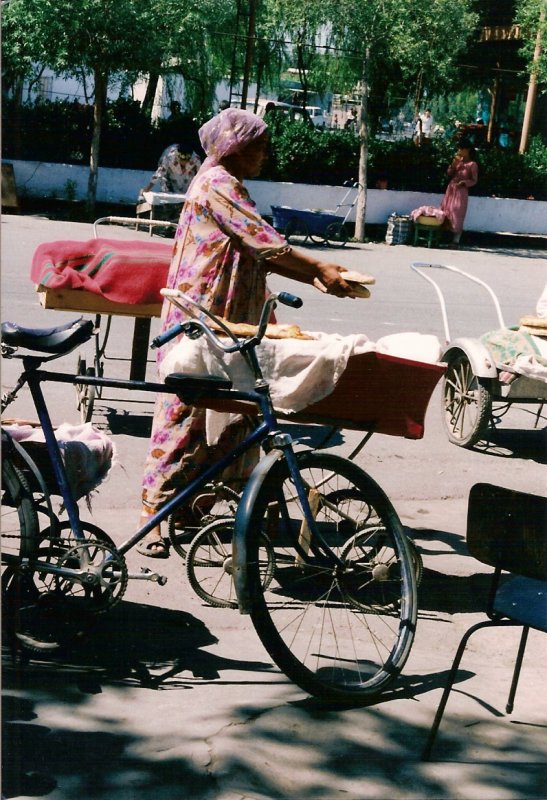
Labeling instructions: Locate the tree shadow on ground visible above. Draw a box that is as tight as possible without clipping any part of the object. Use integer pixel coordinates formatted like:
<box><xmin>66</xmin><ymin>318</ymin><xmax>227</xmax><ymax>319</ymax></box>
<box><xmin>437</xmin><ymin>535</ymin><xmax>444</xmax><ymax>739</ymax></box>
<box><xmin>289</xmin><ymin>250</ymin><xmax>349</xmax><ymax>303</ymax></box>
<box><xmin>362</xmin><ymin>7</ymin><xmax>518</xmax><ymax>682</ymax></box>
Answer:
<box><xmin>2</xmin><ymin>600</ymin><xmax>275</xmax><ymax>798</ymax></box>
<box><xmin>216</xmin><ymin>690</ymin><xmax>547</xmax><ymax>800</ymax></box>
<box><xmin>2</xmin><ymin>689</ymin><xmax>216</xmax><ymax>800</ymax></box>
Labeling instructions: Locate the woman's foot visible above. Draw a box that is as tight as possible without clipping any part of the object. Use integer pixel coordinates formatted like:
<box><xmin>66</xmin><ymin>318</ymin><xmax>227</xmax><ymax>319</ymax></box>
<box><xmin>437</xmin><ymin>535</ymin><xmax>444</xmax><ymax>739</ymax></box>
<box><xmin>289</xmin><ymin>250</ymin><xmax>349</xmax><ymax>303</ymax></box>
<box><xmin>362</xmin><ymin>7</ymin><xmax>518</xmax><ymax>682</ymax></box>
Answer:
<box><xmin>136</xmin><ymin>522</ymin><xmax>169</xmax><ymax>559</ymax></box>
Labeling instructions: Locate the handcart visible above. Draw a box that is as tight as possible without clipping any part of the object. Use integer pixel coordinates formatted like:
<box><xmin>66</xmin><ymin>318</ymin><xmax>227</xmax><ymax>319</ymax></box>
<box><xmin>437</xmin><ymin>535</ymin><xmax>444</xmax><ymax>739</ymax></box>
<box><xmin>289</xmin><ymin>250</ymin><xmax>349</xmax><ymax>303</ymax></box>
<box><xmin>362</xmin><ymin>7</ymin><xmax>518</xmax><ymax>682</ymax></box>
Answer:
<box><xmin>411</xmin><ymin>262</ymin><xmax>547</xmax><ymax>448</ymax></box>
<box><xmin>271</xmin><ymin>182</ymin><xmax>359</xmax><ymax>247</ymax></box>
<box><xmin>33</xmin><ymin>217</ymin><xmax>174</xmax><ymax>422</ymax></box>
<box><xmin>196</xmin><ymin>349</ymin><xmax>445</xmax><ymax>441</ymax></box>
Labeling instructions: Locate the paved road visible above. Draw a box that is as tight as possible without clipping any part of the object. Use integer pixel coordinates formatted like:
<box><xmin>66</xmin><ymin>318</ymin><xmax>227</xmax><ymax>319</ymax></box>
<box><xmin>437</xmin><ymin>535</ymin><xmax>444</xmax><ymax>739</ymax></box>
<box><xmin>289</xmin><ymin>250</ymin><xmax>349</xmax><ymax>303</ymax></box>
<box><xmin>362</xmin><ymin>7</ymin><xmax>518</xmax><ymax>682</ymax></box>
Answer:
<box><xmin>2</xmin><ymin>215</ymin><xmax>546</xmax><ymax>799</ymax></box>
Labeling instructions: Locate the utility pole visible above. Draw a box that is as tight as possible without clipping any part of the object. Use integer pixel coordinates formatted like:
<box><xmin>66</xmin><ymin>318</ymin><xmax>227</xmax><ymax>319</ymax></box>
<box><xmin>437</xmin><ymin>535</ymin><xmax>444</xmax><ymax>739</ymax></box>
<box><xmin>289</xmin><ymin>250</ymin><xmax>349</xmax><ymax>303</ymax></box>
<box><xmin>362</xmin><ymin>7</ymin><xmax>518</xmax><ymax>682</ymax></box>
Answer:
<box><xmin>519</xmin><ymin>6</ymin><xmax>545</xmax><ymax>154</ymax></box>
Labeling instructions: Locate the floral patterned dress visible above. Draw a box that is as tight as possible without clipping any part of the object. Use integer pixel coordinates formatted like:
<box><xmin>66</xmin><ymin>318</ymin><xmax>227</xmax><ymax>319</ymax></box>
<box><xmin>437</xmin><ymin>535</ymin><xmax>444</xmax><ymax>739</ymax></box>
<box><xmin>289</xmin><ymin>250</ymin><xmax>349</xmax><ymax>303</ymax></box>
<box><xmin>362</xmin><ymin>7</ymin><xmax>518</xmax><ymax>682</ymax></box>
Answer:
<box><xmin>148</xmin><ymin>145</ymin><xmax>202</xmax><ymax>194</ymax></box>
<box><xmin>141</xmin><ymin>165</ymin><xmax>288</xmax><ymax>517</ymax></box>
<box><xmin>441</xmin><ymin>159</ymin><xmax>478</xmax><ymax>234</ymax></box>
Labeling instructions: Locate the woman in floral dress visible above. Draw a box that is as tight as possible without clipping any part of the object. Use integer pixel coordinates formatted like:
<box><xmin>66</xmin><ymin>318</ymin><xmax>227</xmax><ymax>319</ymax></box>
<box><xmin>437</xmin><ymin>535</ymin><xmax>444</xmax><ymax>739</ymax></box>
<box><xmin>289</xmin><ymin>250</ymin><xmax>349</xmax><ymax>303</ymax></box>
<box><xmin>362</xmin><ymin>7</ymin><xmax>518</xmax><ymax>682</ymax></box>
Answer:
<box><xmin>138</xmin><ymin>108</ymin><xmax>353</xmax><ymax>556</ymax></box>
<box><xmin>441</xmin><ymin>139</ymin><xmax>478</xmax><ymax>245</ymax></box>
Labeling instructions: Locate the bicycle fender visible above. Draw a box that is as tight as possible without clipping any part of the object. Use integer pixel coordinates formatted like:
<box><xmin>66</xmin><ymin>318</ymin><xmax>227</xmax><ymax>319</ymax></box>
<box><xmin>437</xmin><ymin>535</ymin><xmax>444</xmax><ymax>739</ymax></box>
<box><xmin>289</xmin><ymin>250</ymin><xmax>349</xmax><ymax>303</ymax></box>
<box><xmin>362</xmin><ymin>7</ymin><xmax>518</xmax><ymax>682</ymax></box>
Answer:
<box><xmin>442</xmin><ymin>338</ymin><xmax>498</xmax><ymax>379</ymax></box>
<box><xmin>233</xmin><ymin>448</ymin><xmax>285</xmax><ymax>614</ymax></box>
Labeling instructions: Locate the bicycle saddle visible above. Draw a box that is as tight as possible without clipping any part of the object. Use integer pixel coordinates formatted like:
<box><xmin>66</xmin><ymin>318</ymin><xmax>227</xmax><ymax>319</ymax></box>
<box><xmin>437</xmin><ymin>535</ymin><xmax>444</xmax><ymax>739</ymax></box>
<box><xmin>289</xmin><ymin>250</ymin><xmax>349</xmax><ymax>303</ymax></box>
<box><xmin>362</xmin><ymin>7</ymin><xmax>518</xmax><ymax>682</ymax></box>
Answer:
<box><xmin>1</xmin><ymin>317</ymin><xmax>94</xmax><ymax>354</ymax></box>
<box><xmin>164</xmin><ymin>372</ymin><xmax>233</xmax><ymax>392</ymax></box>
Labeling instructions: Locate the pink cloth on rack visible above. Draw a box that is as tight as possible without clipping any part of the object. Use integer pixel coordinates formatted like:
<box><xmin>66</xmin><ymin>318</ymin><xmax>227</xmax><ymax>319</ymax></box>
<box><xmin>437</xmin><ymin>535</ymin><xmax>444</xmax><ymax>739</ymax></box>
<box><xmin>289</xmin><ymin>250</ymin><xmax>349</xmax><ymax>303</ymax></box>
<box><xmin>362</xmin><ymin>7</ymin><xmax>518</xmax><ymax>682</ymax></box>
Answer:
<box><xmin>410</xmin><ymin>205</ymin><xmax>446</xmax><ymax>222</ymax></box>
<box><xmin>30</xmin><ymin>238</ymin><xmax>172</xmax><ymax>305</ymax></box>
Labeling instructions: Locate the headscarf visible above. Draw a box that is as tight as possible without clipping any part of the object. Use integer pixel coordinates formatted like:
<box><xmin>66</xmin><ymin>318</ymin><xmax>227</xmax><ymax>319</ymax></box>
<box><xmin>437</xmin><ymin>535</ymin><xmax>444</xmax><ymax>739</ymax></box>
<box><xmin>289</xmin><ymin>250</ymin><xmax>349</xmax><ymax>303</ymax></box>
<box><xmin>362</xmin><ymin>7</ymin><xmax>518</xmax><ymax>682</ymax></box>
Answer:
<box><xmin>197</xmin><ymin>108</ymin><xmax>267</xmax><ymax>177</ymax></box>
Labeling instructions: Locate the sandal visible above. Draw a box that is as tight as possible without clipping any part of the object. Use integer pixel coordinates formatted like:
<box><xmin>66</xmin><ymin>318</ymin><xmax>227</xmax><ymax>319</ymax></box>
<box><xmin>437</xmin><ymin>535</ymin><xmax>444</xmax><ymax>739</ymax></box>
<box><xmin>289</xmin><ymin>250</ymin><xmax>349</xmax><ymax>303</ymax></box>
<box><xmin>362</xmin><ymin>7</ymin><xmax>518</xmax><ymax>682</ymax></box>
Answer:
<box><xmin>137</xmin><ymin>533</ymin><xmax>169</xmax><ymax>559</ymax></box>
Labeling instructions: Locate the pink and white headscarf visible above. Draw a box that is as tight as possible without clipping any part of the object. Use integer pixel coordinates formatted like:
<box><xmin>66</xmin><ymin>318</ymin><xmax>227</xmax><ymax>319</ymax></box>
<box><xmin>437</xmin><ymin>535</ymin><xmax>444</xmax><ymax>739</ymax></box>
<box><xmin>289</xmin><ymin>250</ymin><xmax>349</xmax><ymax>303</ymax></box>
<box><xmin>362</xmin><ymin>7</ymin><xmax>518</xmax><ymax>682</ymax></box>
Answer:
<box><xmin>197</xmin><ymin>108</ymin><xmax>267</xmax><ymax>176</ymax></box>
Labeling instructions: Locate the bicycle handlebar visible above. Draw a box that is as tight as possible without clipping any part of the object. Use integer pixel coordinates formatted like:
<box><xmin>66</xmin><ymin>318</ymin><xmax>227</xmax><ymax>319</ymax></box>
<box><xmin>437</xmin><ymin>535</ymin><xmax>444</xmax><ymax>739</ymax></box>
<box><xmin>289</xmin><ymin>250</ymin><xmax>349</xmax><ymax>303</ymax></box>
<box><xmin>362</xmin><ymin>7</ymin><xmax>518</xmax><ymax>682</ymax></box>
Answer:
<box><xmin>151</xmin><ymin>289</ymin><xmax>303</xmax><ymax>352</ymax></box>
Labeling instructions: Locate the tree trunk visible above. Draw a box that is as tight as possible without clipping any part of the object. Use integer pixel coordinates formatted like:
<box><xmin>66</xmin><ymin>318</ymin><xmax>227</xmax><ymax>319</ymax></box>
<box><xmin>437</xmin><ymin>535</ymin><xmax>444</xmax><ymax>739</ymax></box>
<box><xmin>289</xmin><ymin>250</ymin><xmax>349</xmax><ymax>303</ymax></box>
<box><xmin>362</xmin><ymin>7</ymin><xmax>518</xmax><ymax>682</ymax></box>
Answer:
<box><xmin>254</xmin><ymin>58</ymin><xmax>264</xmax><ymax>113</ymax></box>
<box><xmin>354</xmin><ymin>50</ymin><xmax>369</xmax><ymax>243</ymax></box>
<box><xmin>87</xmin><ymin>69</ymin><xmax>108</xmax><ymax>216</ymax></box>
<box><xmin>297</xmin><ymin>39</ymin><xmax>309</xmax><ymax>112</ymax></box>
<box><xmin>240</xmin><ymin>0</ymin><xmax>257</xmax><ymax>109</ymax></box>
<box><xmin>12</xmin><ymin>76</ymin><xmax>24</xmax><ymax>160</ymax></box>
<box><xmin>142</xmin><ymin>71</ymin><xmax>160</xmax><ymax>118</ymax></box>
<box><xmin>487</xmin><ymin>77</ymin><xmax>499</xmax><ymax>145</ymax></box>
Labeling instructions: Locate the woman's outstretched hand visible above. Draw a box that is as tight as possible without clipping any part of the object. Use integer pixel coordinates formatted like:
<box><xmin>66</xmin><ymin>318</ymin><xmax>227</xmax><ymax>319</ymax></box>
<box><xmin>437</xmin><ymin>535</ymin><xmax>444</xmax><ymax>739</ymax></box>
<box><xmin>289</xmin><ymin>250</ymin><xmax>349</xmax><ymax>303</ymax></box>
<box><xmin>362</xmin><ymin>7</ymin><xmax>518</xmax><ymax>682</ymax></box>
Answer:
<box><xmin>269</xmin><ymin>249</ymin><xmax>355</xmax><ymax>297</ymax></box>
<box><xmin>313</xmin><ymin>263</ymin><xmax>353</xmax><ymax>297</ymax></box>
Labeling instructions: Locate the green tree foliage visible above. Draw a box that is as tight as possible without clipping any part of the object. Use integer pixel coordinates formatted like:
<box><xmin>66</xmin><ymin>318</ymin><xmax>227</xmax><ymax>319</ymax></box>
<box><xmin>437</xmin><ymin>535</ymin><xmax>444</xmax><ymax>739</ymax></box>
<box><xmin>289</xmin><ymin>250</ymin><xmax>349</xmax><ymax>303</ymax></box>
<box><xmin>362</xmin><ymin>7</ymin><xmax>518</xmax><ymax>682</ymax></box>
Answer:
<box><xmin>316</xmin><ymin>0</ymin><xmax>479</xmax><ymax>238</ymax></box>
<box><xmin>515</xmin><ymin>0</ymin><xmax>547</xmax><ymax>83</ymax></box>
<box><xmin>1</xmin><ymin>0</ymin><xmax>230</xmax><ymax>208</ymax></box>
<box><xmin>2</xmin><ymin>0</ymin><xmax>161</xmax><ymax>210</ymax></box>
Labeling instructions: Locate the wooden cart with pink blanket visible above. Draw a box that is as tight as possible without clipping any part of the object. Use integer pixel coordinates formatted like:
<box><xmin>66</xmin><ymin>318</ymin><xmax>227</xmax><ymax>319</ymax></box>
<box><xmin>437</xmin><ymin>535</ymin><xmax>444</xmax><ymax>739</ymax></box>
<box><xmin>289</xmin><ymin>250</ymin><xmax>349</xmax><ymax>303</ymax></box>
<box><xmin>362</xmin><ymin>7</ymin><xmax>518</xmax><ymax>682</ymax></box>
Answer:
<box><xmin>31</xmin><ymin>234</ymin><xmax>172</xmax><ymax>420</ymax></box>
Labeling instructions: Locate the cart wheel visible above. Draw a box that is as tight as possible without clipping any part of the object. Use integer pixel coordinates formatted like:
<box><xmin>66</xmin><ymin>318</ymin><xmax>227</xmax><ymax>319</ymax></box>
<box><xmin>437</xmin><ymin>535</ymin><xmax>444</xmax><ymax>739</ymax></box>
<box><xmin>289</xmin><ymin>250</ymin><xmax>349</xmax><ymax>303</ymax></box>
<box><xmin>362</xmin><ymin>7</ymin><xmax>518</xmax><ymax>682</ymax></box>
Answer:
<box><xmin>285</xmin><ymin>218</ymin><xmax>309</xmax><ymax>245</ymax></box>
<box><xmin>442</xmin><ymin>354</ymin><xmax>492</xmax><ymax>447</ymax></box>
<box><xmin>325</xmin><ymin>222</ymin><xmax>348</xmax><ymax>247</ymax></box>
<box><xmin>309</xmin><ymin>232</ymin><xmax>326</xmax><ymax>245</ymax></box>
<box><xmin>75</xmin><ymin>356</ymin><xmax>96</xmax><ymax>424</ymax></box>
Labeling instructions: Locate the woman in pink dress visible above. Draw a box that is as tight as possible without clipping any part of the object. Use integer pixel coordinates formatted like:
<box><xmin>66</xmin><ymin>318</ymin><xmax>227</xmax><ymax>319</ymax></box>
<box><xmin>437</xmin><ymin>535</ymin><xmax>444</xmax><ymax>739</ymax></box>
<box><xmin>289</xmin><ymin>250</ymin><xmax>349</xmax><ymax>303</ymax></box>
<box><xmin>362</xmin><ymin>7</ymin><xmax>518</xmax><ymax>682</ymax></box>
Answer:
<box><xmin>441</xmin><ymin>140</ymin><xmax>478</xmax><ymax>244</ymax></box>
<box><xmin>138</xmin><ymin>108</ymin><xmax>354</xmax><ymax>556</ymax></box>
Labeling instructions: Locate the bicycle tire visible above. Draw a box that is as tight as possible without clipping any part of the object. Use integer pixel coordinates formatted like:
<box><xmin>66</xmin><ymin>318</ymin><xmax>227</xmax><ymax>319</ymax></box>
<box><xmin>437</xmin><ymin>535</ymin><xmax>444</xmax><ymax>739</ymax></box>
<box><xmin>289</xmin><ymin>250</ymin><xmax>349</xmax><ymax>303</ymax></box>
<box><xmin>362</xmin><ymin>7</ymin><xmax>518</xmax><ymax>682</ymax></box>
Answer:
<box><xmin>168</xmin><ymin>482</ymin><xmax>241</xmax><ymax>560</ymax></box>
<box><xmin>245</xmin><ymin>450</ymin><xmax>417</xmax><ymax>704</ymax></box>
<box><xmin>3</xmin><ymin>514</ymin><xmax>126</xmax><ymax>654</ymax></box>
<box><xmin>1</xmin><ymin>457</ymin><xmax>40</xmax><ymax>563</ymax></box>
<box><xmin>186</xmin><ymin>518</ymin><xmax>275</xmax><ymax>608</ymax></box>
<box><xmin>442</xmin><ymin>354</ymin><xmax>492</xmax><ymax>448</ymax></box>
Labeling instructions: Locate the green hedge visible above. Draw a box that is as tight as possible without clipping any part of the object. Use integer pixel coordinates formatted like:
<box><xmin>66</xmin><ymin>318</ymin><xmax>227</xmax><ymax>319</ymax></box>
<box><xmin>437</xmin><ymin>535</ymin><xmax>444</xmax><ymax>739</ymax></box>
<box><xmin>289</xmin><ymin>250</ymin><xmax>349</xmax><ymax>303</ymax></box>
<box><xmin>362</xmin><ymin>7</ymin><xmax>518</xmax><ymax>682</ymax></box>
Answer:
<box><xmin>2</xmin><ymin>97</ymin><xmax>201</xmax><ymax>170</ymax></box>
<box><xmin>2</xmin><ymin>98</ymin><xmax>546</xmax><ymax>199</ymax></box>
<box><xmin>264</xmin><ymin>119</ymin><xmax>547</xmax><ymax>200</ymax></box>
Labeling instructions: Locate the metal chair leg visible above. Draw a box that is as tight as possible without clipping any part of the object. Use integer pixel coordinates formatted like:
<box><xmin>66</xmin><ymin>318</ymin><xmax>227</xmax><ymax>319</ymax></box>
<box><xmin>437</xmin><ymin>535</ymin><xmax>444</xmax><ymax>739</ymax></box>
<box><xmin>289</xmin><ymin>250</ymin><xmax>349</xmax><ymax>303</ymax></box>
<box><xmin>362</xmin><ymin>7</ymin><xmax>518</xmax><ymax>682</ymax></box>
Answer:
<box><xmin>422</xmin><ymin>619</ymin><xmax>495</xmax><ymax>761</ymax></box>
<box><xmin>506</xmin><ymin>626</ymin><xmax>528</xmax><ymax>714</ymax></box>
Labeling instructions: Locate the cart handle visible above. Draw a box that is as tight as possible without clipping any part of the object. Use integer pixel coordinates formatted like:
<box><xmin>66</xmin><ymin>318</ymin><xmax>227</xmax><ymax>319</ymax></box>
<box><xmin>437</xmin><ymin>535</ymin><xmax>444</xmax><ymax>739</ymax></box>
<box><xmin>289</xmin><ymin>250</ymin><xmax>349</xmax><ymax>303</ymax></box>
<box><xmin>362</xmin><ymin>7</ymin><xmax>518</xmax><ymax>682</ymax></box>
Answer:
<box><xmin>410</xmin><ymin>262</ymin><xmax>506</xmax><ymax>344</ymax></box>
<box><xmin>93</xmin><ymin>216</ymin><xmax>178</xmax><ymax>238</ymax></box>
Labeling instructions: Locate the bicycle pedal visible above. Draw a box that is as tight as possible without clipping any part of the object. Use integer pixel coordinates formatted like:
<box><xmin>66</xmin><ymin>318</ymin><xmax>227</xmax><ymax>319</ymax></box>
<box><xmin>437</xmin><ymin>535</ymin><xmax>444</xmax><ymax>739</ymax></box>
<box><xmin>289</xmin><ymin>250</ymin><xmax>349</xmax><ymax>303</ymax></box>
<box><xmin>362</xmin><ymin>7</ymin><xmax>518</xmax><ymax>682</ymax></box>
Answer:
<box><xmin>137</xmin><ymin>567</ymin><xmax>168</xmax><ymax>585</ymax></box>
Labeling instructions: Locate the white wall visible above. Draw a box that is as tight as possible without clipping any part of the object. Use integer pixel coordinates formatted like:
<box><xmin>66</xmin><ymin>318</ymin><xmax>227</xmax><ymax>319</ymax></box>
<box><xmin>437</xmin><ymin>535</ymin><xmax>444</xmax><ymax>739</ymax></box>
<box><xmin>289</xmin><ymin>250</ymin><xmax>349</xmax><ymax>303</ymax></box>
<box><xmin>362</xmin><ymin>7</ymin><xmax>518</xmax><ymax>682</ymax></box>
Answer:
<box><xmin>6</xmin><ymin>159</ymin><xmax>547</xmax><ymax>236</ymax></box>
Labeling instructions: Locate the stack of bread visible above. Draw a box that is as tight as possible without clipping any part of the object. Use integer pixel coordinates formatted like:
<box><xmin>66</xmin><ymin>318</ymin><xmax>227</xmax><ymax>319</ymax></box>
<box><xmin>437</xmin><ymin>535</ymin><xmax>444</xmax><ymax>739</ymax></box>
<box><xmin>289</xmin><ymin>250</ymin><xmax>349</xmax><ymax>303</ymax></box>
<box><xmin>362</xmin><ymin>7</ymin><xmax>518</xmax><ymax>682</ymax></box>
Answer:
<box><xmin>519</xmin><ymin>315</ymin><xmax>547</xmax><ymax>337</ymax></box>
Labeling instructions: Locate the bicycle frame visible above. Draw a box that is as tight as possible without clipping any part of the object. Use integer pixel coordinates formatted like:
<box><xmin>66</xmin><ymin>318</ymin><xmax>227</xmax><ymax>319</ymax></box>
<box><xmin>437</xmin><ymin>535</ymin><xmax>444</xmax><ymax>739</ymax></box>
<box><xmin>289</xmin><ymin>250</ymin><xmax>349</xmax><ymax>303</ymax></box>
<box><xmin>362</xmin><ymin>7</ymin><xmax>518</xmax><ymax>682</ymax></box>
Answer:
<box><xmin>4</xmin><ymin>320</ymin><xmax>342</xmax><ymax>588</ymax></box>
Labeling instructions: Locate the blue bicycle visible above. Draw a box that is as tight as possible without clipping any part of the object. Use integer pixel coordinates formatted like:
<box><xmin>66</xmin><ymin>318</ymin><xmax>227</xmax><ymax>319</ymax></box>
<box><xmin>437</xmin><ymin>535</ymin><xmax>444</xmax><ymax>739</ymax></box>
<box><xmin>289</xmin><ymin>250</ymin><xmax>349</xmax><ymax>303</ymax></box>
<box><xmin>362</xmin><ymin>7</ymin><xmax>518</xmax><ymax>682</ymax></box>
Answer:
<box><xmin>1</xmin><ymin>290</ymin><xmax>417</xmax><ymax>704</ymax></box>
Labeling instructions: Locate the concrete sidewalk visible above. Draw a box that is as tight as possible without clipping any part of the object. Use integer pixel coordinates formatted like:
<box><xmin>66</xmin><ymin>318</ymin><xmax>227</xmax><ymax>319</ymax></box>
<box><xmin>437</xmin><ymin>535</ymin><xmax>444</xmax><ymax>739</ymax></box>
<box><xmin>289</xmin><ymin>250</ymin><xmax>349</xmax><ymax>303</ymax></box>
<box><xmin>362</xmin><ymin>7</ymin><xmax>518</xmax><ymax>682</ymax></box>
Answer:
<box><xmin>2</xmin><ymin>215</ymin><xmax>546</xmax><ymax>799</ymax></box>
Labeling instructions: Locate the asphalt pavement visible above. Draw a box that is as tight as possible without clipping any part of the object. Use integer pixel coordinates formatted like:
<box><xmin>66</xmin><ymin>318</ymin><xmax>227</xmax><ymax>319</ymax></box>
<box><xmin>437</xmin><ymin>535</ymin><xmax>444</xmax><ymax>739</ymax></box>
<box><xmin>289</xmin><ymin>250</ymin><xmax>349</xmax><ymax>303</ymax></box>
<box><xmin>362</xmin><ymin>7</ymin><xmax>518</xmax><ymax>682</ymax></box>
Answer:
<box><xmin>2</xmin><ymin>214</ymin><xmax>546</xmax><ymax>799</ymax></box>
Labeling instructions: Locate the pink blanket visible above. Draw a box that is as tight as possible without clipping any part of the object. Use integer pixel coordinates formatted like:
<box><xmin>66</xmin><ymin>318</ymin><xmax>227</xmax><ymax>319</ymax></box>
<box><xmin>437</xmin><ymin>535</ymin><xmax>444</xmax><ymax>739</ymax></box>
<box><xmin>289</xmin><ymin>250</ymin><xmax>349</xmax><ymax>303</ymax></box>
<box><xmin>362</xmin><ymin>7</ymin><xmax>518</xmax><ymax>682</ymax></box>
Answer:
<box><xmin>31</xmin><ymin>238</ymin><xmax>172</xmax><ymax>305</ymax></box>
<box><xmin>410</xmin><ymin>205</ymin><xmax>446</xmax><ymax>223</ymax></box>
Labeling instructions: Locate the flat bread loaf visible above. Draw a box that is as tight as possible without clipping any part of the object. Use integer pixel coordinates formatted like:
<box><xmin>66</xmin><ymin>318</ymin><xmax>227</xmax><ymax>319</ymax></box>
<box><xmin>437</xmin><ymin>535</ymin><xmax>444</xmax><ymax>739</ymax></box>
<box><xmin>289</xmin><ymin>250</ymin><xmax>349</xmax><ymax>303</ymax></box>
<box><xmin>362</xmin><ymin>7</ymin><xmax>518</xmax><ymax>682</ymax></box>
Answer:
<box><xmin>520</xmin><ymin>315</ymin><xmax>547</xmax><ymax>329</ymax></box>
<box><xmin>339</xmin><ymin>270</ymin><xmax>376</xmax><ymax>285</ymax></box>
<box><xmin>519</xmin><ymin>315</ymin><xmax>547</xmax><ymax>337</ymax></box>
<box><xmin>213</xmin><ymin>320</ymin><xmax>316</xmax><ymax>340</ymax></box>
<box><xmin>340</xmin><ymin>269</ymin><xmax>375</xmax><ymax>299</ymax></box>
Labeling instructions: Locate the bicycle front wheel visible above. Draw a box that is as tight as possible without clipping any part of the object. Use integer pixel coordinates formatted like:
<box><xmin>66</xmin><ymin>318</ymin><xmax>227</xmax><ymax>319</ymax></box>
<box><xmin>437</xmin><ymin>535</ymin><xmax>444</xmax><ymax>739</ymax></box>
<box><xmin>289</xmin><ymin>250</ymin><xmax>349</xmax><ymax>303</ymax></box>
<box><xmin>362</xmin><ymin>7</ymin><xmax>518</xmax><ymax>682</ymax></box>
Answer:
<box><xmin>245</xmin><ymin>451</ymin><xmax>417</xmax><ymax>704</ymax></box>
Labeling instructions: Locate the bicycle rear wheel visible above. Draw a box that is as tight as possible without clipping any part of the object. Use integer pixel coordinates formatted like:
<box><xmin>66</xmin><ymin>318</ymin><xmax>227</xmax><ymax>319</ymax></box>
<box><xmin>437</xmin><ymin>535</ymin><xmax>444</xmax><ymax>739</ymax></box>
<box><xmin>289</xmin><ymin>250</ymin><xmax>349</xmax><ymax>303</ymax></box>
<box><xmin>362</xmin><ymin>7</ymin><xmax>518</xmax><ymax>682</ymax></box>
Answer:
<box><xmin>245</xmin><ymin>451</ymin><xmax>417</xmax><ymax>704</ymax></box>
<box><xmin>1</xmin><ymin>456</ymin><xmax>40</xmax><ymax>563</ymax></box>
